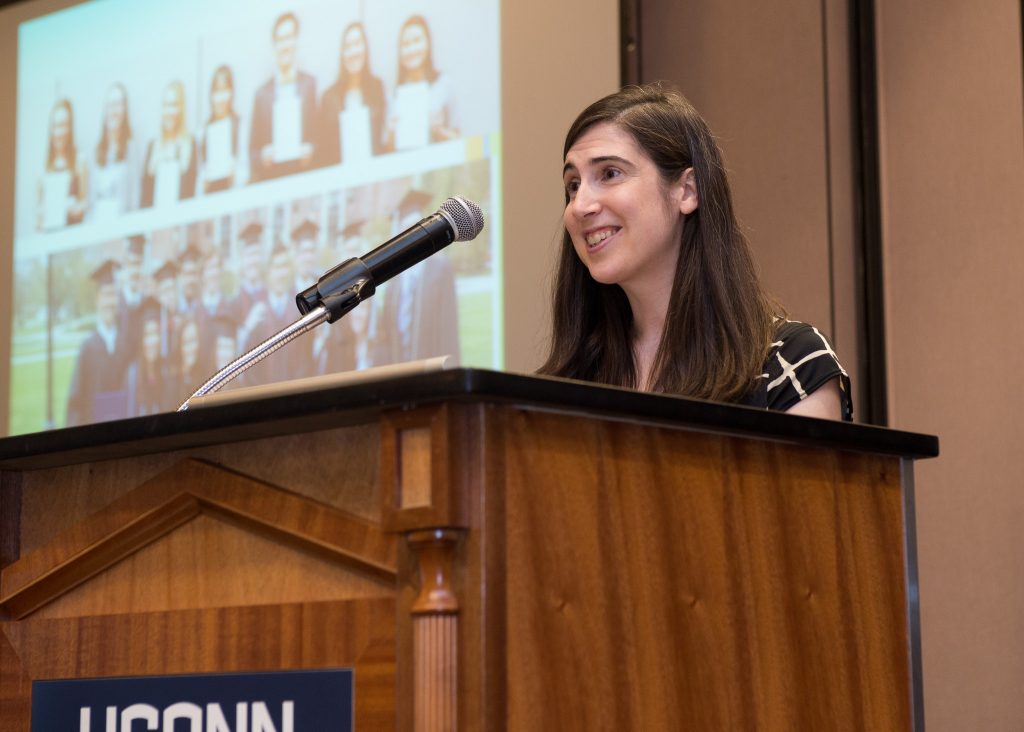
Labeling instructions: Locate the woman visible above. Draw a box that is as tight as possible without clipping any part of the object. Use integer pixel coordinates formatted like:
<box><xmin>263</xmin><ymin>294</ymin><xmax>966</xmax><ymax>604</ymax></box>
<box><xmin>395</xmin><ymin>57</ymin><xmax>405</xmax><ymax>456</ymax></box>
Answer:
<box><xmin>90</xmin><ymin>83</ymin><xmax>138</xmax><ymax>221</ymax></box>
<box><xmin>124</xmin><ymin>298</ymin><xmax>169</xmax><ymax>416</ymax></box>
<box><xmin>387</xmin><ymin>15</ymin><xmax>458</xmax><ymax>150</ymax></box>
<box><xmin>200</xmin><ymin>65</ymin><xmax>241</xmax><ymax>193</ymax></box>
<box><xmin>37</xmin><ymin>98</ymin><xmax>88</xmax><ymax>230</ymax></box>
<box><xmin>316</xmin><ymin>21</ymin><xmax>387</xmax><ymax>166</ymax></box>
<box><xmin>540</xmin><ymin>84</ymin><xmax>851</xmax><ymax>420</ymax></box>
<box><xmin>140</xmin><ymin>80</ymin><xmax>198</xmax><ymax>208</ymax></box>
<box><xmin>174</xmin><ymin>317</ymin><xmax>203</xmax><ymax>404</ymax></box>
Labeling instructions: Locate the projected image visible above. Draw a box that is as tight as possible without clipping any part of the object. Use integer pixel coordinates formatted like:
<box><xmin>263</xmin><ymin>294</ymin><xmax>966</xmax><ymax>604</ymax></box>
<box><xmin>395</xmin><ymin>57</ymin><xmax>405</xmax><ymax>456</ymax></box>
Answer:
<box><xmin>10</xmin><ymin>0</ymin><xmax>501</xmax><ymax>435</ymax></box>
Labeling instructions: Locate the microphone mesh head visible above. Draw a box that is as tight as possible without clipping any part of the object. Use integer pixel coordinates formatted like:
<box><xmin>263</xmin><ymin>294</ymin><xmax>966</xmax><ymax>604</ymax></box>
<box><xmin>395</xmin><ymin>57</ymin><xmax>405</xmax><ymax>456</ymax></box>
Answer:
<box><xmin>439</xmin><ymin>196</ymin><xmax>485</xmax><ymax>241</ymax></box>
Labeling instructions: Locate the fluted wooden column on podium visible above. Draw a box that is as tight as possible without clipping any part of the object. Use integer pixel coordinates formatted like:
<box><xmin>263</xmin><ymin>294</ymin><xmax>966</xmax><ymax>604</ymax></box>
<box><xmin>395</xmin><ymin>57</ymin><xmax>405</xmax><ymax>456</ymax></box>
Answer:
<box><xmin>0</xmin><ymin>369</ymin><xmax>937</xmax><ymax>730</ymax></box>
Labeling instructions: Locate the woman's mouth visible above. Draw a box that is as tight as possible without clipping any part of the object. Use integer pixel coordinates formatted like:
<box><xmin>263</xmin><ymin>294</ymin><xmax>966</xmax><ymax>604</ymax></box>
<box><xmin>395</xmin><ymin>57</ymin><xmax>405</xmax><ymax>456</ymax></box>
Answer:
<box><xmin>585</xmin><ymin>226</ymin><xmax>620</xmax><ymax>251</ymax></box>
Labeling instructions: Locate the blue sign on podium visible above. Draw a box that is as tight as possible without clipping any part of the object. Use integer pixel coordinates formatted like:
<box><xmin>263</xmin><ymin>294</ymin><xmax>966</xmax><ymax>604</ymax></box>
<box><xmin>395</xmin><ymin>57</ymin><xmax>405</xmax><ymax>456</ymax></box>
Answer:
<box><xmin>30</xmin><ymin>668</ymin><xmax>354</xmax><ymax>732</ymax></box>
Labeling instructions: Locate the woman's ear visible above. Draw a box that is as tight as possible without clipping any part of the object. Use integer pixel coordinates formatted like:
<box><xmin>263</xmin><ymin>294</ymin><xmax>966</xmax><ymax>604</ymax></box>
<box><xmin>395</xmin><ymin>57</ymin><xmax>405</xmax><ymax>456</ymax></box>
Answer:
<box><xmin>677</xmin><ymin>167</ymin><xmax>698</xmax><ymax>215</ymax></box>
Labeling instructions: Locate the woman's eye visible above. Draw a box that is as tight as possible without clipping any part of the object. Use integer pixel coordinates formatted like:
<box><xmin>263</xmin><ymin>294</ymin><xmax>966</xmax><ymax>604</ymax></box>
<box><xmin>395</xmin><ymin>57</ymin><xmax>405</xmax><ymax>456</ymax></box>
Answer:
<box><xmin>602</xmin><ymin>167</ymin><xmax>621</xmax><ymax>180</ymax></box>
<box><xmin>565</xmin><ymin>179</ymin><xmax>580</xmax><ymax>196</ymax></box>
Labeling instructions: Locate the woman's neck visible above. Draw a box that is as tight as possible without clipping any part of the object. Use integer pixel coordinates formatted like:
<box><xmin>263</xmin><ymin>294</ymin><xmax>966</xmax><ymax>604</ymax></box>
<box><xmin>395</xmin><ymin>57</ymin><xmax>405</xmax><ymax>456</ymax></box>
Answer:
<box><xmin>624</xmin><ymin>285</ymin><xmax>670</xmax><ymax>391</ymax></box>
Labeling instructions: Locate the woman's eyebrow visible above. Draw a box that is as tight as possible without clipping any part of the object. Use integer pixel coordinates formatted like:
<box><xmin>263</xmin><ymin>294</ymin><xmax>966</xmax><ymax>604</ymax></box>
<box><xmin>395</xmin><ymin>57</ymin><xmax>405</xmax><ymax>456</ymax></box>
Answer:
<box><xmin>563</xmin><ymin>155</ymin><xmax>632</xmax><ymax>176</ymax></box>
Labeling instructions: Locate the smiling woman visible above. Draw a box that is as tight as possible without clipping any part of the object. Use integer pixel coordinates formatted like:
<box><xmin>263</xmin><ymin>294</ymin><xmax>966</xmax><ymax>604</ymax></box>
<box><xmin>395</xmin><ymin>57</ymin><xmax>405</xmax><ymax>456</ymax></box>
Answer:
<box><xmin>541</xmin><ymin>83</ymin><xmax>851</xmax><ymax>420</ymax></box>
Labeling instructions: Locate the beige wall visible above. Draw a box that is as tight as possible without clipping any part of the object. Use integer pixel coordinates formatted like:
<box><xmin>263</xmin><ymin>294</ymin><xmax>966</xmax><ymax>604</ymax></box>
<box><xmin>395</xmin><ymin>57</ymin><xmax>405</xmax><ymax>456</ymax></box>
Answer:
<box><xmin>644</xmin><ymin>0</ymin><xmax>1024</xmax><ymax>727</ymax></box>
<box><xmin>877</xmin><ymin>1</ymin><xmax>1024</xmax><ymax>728</ymax></box>
<box><xmin>641</xmin><ymin>0</ymin><xmax>862</xmax><ymax>399</ymax></box>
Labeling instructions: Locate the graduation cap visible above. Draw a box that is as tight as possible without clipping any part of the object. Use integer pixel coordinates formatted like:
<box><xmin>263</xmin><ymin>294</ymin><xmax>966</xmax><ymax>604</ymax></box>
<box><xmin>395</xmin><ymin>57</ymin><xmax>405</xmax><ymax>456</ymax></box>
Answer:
<box><xmin>340</xmin><ymin>219</ymin><xmax>366</xmax><ymax>238</ymax></box>
<box><xmin>238</xmin><ymin>220</ymin><xmax>264</xmax><ymax>245</ymax></box>
<box><xmin>126</xmin><ymin>234</ymin><xmax>147</xmax><ymax>257</ymax></box>
<box><xmin>291</xmin><ymin>218</ymin><xmax>320</xmax><ymax>243</ymax></box>
<box><xmin>153</xmin><ymin>260</ymin><xmax>178</xmax><ymax>282</ymax></box>
<box><xmin>90</xmin><ymin>259</ymin><xmax>121</xmax><ymax>286</ymax></box>
<box><xmin>397</xmin><ymin>188</ymin><xmax>433</xmax><ymax>219</ymax></box>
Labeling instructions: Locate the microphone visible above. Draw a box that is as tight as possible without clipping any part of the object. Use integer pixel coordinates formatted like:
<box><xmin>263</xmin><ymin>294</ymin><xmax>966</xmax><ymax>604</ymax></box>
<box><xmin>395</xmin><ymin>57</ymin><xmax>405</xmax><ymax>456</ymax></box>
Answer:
<box><xmin>296</xmin><ymin>195</ymin><xmax>484</xmax><ymax>322</ymax></box>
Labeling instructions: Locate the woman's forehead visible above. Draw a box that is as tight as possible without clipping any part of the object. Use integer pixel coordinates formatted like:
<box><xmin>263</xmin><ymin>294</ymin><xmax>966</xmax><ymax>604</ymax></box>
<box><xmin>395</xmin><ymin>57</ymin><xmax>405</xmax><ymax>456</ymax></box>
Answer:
<box><xmin>564</xmin><ymin>122</ymin><xmax>643</xmax><ymax>166</ymax></box>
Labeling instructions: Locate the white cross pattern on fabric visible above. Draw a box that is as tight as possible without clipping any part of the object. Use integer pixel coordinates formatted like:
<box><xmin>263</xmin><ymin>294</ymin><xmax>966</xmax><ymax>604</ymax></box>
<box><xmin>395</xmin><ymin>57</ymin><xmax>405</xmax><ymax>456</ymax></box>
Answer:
<box><xmin>765</xmin><ymin>321</ymin><xmax>847</xmax><ymax>400</ymax></box>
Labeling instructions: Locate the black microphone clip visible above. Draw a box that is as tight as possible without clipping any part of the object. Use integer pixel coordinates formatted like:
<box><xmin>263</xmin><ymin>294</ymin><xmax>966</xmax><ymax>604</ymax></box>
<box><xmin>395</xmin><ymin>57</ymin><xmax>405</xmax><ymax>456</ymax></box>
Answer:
<box><xmin>296</xmin><ymin>257</ymin><xmax>374</xmax><ymax>323</ymax></box>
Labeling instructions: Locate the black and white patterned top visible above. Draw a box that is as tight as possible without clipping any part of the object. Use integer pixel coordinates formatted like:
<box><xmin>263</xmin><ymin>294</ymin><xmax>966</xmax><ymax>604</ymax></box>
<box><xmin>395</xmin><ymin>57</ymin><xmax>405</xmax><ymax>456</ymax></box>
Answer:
<box><xmin>741</xmin><ymin>320</ymin><xmax>853</xmax><ymax>421</ymax></box>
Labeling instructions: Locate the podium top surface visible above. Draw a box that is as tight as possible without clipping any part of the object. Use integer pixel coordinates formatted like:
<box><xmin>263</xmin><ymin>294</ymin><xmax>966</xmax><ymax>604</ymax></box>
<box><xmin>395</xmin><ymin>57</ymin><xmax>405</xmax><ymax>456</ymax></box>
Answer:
<box><xmin>0</xmin><ymin>368</ymin><xmax>939</xmax><ymax>470</ymax></box>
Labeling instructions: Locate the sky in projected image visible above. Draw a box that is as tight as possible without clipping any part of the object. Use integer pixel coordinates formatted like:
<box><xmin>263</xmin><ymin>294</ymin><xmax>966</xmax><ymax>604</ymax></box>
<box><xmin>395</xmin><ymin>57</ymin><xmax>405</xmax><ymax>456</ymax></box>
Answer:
<box><xmin>9</xmin><ymin>0</ymin><xmax>501</xmax><ymax>436</ymax></box>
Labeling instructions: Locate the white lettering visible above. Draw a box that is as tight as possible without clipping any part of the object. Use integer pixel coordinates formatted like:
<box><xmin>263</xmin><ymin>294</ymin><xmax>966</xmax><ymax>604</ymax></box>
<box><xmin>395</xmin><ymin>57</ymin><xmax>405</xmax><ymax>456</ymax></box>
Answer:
<box><xmin>79</xmin><ymin>699</ymin><xmax>294</xmax><ymax>732</ymax></box>
<box><xmin>120</xmin><ymin>703</ymin><xmax>158</xmax><ymax>731</ymax></box>
<box><xmin>163</xmin><ymin>701</ymin><xmax>202</xmax><ymax>732</ymax></box>
<box><xmin>206</xmin><ymin>702</ymin><xmax>248</xmax><ymax>732</ymax></box>
<box><xmin>250</xmin><ymin>701</ymin><xmax>293</xmax><ymax>732</ymax></box>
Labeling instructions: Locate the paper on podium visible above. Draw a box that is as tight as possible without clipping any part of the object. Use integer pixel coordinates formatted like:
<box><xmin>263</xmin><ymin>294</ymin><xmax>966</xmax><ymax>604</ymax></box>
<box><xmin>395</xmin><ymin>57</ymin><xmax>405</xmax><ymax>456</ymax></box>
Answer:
<box><xmin>187</xmin><ymin>355</ymin><xmax>457</xmax><ymax>409</ymax></box>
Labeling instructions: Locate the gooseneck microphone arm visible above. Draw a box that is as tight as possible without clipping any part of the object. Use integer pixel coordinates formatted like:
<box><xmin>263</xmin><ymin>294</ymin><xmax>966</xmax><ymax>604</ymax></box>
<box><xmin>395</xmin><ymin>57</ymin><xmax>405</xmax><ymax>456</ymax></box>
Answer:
<box><xmin>176</xmin><ymin>195</ymin><xmax>484</xmax><ymax>412</ymax></box>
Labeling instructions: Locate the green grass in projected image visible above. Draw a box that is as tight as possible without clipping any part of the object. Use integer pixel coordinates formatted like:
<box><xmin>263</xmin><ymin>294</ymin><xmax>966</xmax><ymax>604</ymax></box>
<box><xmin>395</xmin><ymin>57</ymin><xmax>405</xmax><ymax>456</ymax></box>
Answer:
<box><xmin>458</xmin><ymin>288</ymin><xmax>494</xmax><ymax>369</ymax></box>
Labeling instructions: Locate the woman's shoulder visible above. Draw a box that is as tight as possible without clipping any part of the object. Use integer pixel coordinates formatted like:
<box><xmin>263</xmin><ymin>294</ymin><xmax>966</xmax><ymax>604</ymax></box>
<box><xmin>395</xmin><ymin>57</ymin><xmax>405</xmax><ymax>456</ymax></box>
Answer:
<box><xmin>754</xmin><ymin>319</ymin><xmax>853</xmax><ymax>420</ymax></box>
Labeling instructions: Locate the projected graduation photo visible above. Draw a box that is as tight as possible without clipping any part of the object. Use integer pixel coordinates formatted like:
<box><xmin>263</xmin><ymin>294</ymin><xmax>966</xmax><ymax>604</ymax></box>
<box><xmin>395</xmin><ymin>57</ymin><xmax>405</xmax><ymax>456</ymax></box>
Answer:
<box><xmin>9</xmin><ymin>0</ymin><xmax>501</xmax><ymax>434</ymax></box>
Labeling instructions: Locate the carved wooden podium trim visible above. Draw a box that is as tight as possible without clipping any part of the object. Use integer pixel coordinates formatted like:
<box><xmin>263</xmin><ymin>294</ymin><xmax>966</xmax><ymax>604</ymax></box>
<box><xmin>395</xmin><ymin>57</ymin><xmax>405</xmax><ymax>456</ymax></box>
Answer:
<box><xmin>409</xmin><ymin>529</ymin><xmax>461</xmax><ymax>732</ymax></box>
<box><xmin>0</xmin><ymin>459</ymin><xmax>397</xmax><ymax>619</ymax></box>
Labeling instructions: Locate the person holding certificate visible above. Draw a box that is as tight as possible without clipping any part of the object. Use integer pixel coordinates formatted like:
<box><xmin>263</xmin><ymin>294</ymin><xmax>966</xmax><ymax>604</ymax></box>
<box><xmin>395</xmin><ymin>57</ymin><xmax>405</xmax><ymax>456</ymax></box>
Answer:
<box><xmin>140</xmin><ymin>81</ymin><xmax>198</xmax><ymax>208</ymax></box>
<box><xmin>248</xmin><ymin>12</ymin><xmax>317</xmax><ymax>182</ymax></box>
<box><xmin>387</xmin><ymin>15</ymin><xmax>459</xmax><ymax>151</ymax></box>
<box><xmin>89</xmin><ymin>83</ymin><xmax>138</xmax><ymax>222</ymax></box>
<box><xmin>201</xmin><ymin>65</ymin><xmax>241</xmax><ymax>193</ymax></box>
<box><xmin>315</xmin><ymin>21</ymin><xmax>387</xmax><ymax>167</ymax></box>
<box><xmin>37</xmin><ymin>98</ymin><xmax>88</xmax><ymax>231</ymax></box>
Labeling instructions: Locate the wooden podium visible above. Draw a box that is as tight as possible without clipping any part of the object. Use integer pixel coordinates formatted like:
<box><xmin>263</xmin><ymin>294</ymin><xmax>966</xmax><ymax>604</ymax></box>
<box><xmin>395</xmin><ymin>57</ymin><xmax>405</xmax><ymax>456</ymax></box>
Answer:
<box><xmin>0</xmin><ymin>369</ymin><xmax>937</xmax><ymax>730</ymax></box>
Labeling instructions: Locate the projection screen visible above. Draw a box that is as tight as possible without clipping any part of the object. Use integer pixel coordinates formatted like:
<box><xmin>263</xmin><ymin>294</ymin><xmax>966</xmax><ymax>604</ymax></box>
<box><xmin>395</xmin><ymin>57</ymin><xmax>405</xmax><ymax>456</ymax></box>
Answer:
<box><xmin>0</xmin><ymin>0</ymin><xmax>620</xmax><ymax>436</ymax></box>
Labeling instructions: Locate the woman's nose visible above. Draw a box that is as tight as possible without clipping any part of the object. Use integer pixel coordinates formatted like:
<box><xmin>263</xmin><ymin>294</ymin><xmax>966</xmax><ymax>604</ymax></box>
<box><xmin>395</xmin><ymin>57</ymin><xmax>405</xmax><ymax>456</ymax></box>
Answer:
<box><xmin>570</xmin><ymin>182</ymin><xmax>600</xmax><ymax>218</ymax></box>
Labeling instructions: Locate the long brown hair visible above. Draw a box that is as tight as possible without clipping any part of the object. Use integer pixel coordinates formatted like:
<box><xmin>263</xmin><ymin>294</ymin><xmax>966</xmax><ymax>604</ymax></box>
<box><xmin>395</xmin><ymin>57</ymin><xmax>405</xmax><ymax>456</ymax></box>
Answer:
<box><xmin>96</xmin><ymin>83</ymin><xmax>133</xmax><ymax>166</ymax></box>
<box><xmin>46</xmin><ymin>99</ymin><xmax>76</xmax><ymax>172</ymax></box>
<box><xmin>539</xmin><ymin>83</ymin><xmax>780</xmax><ymax>402</ymax></box>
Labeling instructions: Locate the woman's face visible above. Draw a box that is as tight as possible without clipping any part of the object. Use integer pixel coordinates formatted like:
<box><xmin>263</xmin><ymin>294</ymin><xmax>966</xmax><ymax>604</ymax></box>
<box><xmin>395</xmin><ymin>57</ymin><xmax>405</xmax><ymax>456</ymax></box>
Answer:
<box><xmin>562</xmin><ymin>122</ymin><xmax>695</xmax><ymax>295</ymax></box>
<box><xmin>211</xmin><ymin>71</ymin><xmax>233</xmax><ymax>119</ymax></box>
<box><xmin>181</xmin><ymin>322</ymin><xmax>199</xmax><ymax>369</ymax></box>
<box><xmin>105</xmin><ymin>87</ymin><xmax>126</xmax><ymax>134</ymax></box>
<box><xmin>50</xmin><ymin>105</ymin><xmax>70</xmax><ymax>151</ymax></box>
<box><xmin>399</xmin><ymin>22</ymin><xmax>429</xmax><ymax>73</ymax></box>
<box><xmin>342</xmin><ymin>26</ymin><xmax>367</xmax><ymax>76</ymax></box>
<box><xmin>162</xmin><ymin>86</ymin><xmax>181</xmax><ymax>134</ymax></box>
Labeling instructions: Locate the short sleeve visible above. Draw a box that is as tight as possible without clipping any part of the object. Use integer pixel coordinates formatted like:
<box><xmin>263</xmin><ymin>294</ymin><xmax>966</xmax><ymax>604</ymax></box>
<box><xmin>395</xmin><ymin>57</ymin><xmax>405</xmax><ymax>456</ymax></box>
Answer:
<box><xmin>760</xmin><ymin>320</ymin><xmax>853</xmax><ymax>421</ymax></box>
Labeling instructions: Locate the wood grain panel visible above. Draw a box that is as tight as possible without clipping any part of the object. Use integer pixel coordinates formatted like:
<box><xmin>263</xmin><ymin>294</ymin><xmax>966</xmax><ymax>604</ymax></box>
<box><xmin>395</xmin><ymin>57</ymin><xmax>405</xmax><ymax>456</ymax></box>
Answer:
<box><xmin>17</xmin><ymin>424</ymin><xmax>381</xmax><ymax>556</ymax></box>
<box><xmin>1</xmin><ymin>598</ymin><xmax>396</xmax><ymax>730</ymax></box>
<box><xmin>2</xmin><ymin>459</ymin><xmax>396</xmax><ymax>619</ymax></box>
<box><xmin>502</xmin><ymin>410</ymin><xmax>908</xmax><ymax>731</ymax></box>
<box><xmin>1</xmin><ymin>471</ymin><xmax>22</xmax><ymax>569</ymax></box>
<box><xmin>27</xmin><ymin>514</ymin><xmax>394</xmax><ymax>620</ymax></box>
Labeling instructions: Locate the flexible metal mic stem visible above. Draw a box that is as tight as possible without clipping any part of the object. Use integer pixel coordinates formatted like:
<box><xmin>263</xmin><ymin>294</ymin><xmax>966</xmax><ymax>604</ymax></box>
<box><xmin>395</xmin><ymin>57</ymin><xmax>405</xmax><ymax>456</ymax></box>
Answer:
<box><xmin>177</xmin><ymin>304</ymin><xmax>330</xmax><ymax>412</ymax></box>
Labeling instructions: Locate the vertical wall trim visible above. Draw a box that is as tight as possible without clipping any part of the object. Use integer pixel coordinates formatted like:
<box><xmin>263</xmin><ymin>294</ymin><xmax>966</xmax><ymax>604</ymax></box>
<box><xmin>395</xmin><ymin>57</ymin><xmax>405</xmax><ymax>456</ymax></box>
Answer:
<box><xmin>620</xmin><ymin>0</ymin><xmax>641</xmax><ymax>86</ymax></box>
<box><xmin>820</xmin><ymin>0</ymin><xmax>837</xmax><ymax>341</ymax></box>
<box><xmin>850</xmin><ymin>0</ymin><xmax>888</xmax><ymax>425</ymax></box>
